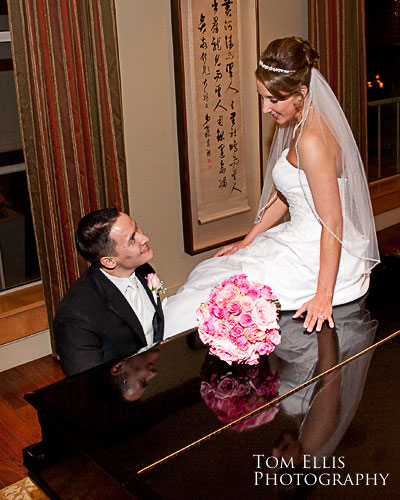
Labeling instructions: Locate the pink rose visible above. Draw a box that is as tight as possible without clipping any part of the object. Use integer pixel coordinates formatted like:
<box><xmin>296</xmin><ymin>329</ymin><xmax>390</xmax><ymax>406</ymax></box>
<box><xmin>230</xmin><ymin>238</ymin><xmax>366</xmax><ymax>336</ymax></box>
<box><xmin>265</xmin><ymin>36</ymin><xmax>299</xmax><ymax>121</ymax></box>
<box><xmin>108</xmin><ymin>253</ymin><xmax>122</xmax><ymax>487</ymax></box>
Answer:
<box><xmin>196</xmin><ymin>304</ymin><xmax>210</xmax><ymax>324</ymax></box>
<box><xmin>198</xmin><ymin>328</ymin><xmax>213</xmax><ymax>345</ymax></box>
<box><xmin>226</xmin><ymin>316</ymin><xmax>239</xmax><ymax>328</ymax></box>
<box><xmin>215</xmin><ymin>283</ymin><xmax>240</xmax><ymax>306</ymax></box>
<box><xmin>247</xmin><ymin>287</ymin><xmax>261</xmax><ymax>300</ymax></box>
<box><xmin>216</xmin><ymin>376</ymin><xmax>238</xmax><ymax>398</ymax></box>
<box><xmin>213</xmin><ymin>320</ymin><xmax>231</xmax><ymax>338</ymax></box>
<box><xmin>253</xmin><ymin>372</ymin><xmax>280</xmax><ymax>396</ymax></box>
<box><xmin>246</xmin><ymin>346</ymin><xmax>261</xmax><ymax>365</ymax></box>
<box><xmin>266</xmin><ymin>329</ymin><xmax>281</xmax><ymax>345</ymax></box>
<box><xmin>247</xmin><ymin>359</ymin><xmax>259</xmax><ymax>366</ymax></box>
<box><xmin>231</xmin><ymin>325</ymin><xmax>244</xmax><ymax>337</ymax></box>
<box><xmin>215</xmin><ymin>398</ymin><xmax>237</xmax><ymax>421</ymax></box>
<box><xmin>247</xmin><ymin>366</ymin><xmax>260</xmax><ymax>378</ymax></box>
<box><xmin>227</xmin><ymin>301</ymin><xmax>241</xmax><ymax>315</ymax></box>
<box><xmin>211</xmin><ymin>305</ymin><xmax>229</xmax><ymax>319</ymax></box>
<box><xmin>208</xmin><ymin>291</ymin><xmax>218</xmax><ymax>305</ymax></box>
<box><xmin>236</xmin><ymin>335</ymin><xmax>250</xmax><ymax>351</ymax></box>
<box><xmin>255</xmin><ymin>341</ymin><xmax>275</xmax><ymax>356</ymax></box>
<box><xmin>244</xmin><ymin>325</ymin><xmax>265</xmax><ymax>342</ymax></box>
<box><xmin>239</xmin><ymin>295</ymin><xmax>253</xmax><ymax>312</ymax></box>
<box><xmin>201</xmin><ymin>317</ymin><xmax>216</xmax><ymax>335</ymax></box>
<box><xmin>235</xmin><ymin>276</ymin><xmax>250</xmax><ymax>294</ymax></box>
<box><xmin>253</xmin><ymin>282</ymin><xmax>265</xmax><ymax>289</ymax></box>
<box><xmin>232</xmin><ymin>273</ymin><xmax>247</xmax><ymax>284</ymax></box>
<box><xmin>228</xmin><ymin>332</ymin><xmax>237</xmax><ymax>343</ymax></box>
<box><xmin>238</xmin><ymin>312</ymin><xmax>253</xmax><ymax>328</ymax></box>
<box><xmin>234</xmin><ymin>342</ymin><xmax>254</xmax><ymax>363</ymax></box>
<box><xmin>251</xmin><ymin>298</ymin><xmax>279</xmax><ymax>331</ymax></box>
<box><xmin>200</xmin><ymin>381</ymin><xmax>212</xmax><ymax>399</ymax></box>
<box><xmin>146</xmin><ymin>273</ymin><xmax>161</xmax><ymax>291</ymax></box>
<box><xmin>210</xmin><ymin>339</ymin><xmax>239</xmax><ymax>364</ymax></box>
<box><xmin>236</xmin><ymin>380</ymin><xmax>251</xmax><ymax>397</ymax></box>
<box><xmin>259</xmin><ymin>285</ymin><xmax>276</xmax><ymax>301</ymax></box>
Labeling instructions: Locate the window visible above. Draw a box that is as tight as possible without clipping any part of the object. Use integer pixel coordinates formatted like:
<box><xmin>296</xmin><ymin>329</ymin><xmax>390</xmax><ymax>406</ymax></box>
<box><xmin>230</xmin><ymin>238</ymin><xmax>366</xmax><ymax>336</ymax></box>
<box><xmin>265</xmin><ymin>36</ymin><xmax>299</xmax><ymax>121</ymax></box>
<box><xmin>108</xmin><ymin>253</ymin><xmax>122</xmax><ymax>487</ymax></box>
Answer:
<box><xmin>366</xmin><ymin>0</ymin><xmax>400</xmax><ymax>182</ymax></box>
<box><xmin>0</xmin><ymin>3</ymin><xmax>40</xmax><ymax>291</ymax></box>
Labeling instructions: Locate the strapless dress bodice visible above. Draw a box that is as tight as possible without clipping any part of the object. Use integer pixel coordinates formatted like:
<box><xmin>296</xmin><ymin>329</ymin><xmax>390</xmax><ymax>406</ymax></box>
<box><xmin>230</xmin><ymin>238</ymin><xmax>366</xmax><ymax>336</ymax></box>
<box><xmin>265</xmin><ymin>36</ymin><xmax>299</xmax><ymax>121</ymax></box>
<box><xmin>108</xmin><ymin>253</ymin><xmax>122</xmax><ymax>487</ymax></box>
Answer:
<box><xmin>272</xmin><ymin>149</ymin><xmax>319</xmax><ymax>226</ymax></box>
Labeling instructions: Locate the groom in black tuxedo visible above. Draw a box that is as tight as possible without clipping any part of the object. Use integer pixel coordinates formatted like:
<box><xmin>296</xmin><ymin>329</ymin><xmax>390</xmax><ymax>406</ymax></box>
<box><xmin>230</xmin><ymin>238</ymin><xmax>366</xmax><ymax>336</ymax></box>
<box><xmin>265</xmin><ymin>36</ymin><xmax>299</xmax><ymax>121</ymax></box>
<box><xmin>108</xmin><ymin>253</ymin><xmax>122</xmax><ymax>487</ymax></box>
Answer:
<box><xmin>54</xmin><ymin>208</ymin><xmax>164</xmax><ymax>376</ymax></box>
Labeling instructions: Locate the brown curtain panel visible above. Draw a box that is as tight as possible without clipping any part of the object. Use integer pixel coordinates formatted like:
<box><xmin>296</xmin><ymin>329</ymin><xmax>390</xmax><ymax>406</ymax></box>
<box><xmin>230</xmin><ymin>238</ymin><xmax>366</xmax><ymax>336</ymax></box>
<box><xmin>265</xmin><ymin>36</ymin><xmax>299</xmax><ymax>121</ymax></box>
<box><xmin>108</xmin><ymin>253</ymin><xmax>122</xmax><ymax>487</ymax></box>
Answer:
<box><xmin>8</xmin><ymin>0</ymin><xmax>129</xmax><ymax>344</ymax></box>
<box><xmin>308</xmin><ymin>0</ymin><xmax>368</xmax><ymax>164</ymax></box>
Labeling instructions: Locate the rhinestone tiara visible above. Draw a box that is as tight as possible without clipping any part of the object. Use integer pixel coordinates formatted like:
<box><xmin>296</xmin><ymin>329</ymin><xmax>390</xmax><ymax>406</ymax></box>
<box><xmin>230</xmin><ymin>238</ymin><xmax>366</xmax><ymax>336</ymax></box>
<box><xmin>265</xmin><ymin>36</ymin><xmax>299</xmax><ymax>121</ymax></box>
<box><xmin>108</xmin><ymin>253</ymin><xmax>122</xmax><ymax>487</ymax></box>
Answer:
<box><xmin>258</xmin><ymin>60</ymin><xmax>296</xmax><ymax>74</ymax></box>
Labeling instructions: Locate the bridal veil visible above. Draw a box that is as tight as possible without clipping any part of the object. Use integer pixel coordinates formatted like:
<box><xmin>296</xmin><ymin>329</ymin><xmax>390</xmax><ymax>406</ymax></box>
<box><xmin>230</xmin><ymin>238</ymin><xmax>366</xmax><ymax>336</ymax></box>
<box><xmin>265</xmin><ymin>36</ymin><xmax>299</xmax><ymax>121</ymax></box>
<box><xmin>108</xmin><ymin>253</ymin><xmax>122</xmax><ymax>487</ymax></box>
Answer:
<box><xmin>256</xmin><ymin>68</ymin><xmax>380</xmax><ymax>279</ymax></box>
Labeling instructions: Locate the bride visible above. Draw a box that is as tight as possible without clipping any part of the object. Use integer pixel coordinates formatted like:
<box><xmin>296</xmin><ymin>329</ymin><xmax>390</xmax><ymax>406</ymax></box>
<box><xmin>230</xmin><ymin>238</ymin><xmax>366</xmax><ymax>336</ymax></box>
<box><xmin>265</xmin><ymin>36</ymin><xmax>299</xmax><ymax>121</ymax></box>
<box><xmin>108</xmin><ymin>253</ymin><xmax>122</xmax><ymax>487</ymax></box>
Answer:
<box><xmin>164</xmin><ymin>37</ymin><xmax>379</xmax><ymax>338</ymax></box>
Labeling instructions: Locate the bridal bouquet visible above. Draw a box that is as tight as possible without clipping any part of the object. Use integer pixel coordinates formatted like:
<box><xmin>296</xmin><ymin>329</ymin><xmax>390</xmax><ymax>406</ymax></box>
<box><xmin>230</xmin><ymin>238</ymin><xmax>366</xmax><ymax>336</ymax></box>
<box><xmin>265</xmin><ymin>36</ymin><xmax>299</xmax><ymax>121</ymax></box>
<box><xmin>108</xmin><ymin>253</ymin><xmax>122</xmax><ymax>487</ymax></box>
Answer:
<box><xmin>196</xmin><ymin>274</ymin><xmax>281</xmax><ymax>365</ymax></box>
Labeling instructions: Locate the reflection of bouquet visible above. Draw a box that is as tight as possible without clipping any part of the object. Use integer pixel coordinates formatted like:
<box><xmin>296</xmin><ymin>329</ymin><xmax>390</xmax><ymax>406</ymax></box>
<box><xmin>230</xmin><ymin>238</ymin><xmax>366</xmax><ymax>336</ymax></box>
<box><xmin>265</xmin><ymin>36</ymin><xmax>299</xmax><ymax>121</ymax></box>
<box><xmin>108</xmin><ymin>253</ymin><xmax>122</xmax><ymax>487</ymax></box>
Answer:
<box><xmin>200</xmin><ymin>355</ymin><xmax>280</xmax><ymax>431</ymax></box>
<box><xmin>196</xmin><ymin>274</ymin><xmax>281</xmax><ymax>365</ymax></box>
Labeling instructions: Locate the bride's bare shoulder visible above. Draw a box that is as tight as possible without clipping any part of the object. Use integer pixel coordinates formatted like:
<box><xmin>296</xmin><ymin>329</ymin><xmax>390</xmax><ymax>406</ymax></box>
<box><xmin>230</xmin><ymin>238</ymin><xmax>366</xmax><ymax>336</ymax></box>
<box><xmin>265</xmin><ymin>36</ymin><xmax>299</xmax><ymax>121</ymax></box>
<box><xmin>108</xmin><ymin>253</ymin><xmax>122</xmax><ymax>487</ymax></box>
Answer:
<box><xmin>298</xmin><ymin>114</ymin><xmax>338</xmax><ymax>164</ymax></box>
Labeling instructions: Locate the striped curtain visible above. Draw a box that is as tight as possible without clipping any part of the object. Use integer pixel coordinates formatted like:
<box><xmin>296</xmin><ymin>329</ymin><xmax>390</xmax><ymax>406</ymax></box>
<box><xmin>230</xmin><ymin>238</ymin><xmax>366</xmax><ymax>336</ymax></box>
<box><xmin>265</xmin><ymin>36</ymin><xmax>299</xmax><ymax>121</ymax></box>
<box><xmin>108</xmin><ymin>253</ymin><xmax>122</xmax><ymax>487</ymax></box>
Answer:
<box><xmin>308</xmin><ymin>0</ymin><xmax>368</xmax><ymax>164</ymax></box>
<box><xmin>8</xmin><ymin>0</ymin><xmax>129</xmax><ymax>344</ymax></box>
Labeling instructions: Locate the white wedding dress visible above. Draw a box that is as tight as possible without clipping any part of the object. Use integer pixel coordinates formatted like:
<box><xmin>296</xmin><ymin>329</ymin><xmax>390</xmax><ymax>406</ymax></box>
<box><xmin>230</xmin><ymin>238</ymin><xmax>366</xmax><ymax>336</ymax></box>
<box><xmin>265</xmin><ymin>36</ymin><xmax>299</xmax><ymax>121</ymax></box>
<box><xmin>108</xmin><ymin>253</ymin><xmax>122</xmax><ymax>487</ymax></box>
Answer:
<box><xmin>163</xmin><ymin>149</ymin><xmax>369</xmax><ymax>338</ymax></box>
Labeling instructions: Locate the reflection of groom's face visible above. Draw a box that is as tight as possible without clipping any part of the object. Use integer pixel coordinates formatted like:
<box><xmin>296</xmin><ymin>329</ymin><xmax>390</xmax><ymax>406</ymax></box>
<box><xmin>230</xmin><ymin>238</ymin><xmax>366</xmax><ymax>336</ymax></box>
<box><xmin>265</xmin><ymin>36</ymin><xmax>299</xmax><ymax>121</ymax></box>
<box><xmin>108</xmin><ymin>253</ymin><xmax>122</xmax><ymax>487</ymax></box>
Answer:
<box><xmin>111</xmin><ymin>348</ymin><xmax>160</xmax><ymax>401</ymax></box>
<box><xmin>102</xmin><ymin>213</ymin><xmax>153</xmax><ymax>276</ymax></box>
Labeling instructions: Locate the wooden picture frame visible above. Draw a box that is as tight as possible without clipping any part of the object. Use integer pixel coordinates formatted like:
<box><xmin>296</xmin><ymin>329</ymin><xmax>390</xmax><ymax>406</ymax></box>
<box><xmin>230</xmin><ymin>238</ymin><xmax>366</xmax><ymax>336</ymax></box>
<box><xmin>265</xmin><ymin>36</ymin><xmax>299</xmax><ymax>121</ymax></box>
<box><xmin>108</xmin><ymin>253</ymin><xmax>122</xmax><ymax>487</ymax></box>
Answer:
<box><xmin>171</xmin><ymin>0</ymin><xmax>262</xmax><ymax>254</ymax></box>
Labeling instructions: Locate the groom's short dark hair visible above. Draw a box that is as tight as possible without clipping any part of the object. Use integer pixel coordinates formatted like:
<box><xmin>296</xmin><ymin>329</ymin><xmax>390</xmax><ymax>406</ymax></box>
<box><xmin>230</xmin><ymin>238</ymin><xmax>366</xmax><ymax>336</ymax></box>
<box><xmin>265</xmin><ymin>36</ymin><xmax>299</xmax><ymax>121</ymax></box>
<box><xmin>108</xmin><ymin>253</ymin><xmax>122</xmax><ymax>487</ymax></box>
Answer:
<box><xmin>75</xmin><ymin>208</ymin><xmax>120</xmax><ymax>267</ymax></box>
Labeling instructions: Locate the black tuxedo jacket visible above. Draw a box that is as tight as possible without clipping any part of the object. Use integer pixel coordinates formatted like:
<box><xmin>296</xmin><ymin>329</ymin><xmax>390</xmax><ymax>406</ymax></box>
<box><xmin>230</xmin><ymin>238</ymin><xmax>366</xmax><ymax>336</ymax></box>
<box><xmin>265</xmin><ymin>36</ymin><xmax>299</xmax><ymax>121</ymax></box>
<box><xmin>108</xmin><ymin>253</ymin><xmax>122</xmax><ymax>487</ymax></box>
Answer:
<box><xmin>54</xmin><ymin>263</ymin><xmax>164</xmax><ymax>376</ymax></box>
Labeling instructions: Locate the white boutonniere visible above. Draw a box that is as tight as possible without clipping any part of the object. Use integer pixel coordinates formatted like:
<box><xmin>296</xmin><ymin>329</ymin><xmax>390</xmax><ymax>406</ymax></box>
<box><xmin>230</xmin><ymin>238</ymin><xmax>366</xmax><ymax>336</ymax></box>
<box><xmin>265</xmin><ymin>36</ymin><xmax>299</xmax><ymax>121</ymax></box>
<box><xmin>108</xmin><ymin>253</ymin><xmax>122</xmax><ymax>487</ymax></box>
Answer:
<box><xmin>146</xmin><ymin>273</ymin><xmax>166</xmax><ymax>298</ymax></box>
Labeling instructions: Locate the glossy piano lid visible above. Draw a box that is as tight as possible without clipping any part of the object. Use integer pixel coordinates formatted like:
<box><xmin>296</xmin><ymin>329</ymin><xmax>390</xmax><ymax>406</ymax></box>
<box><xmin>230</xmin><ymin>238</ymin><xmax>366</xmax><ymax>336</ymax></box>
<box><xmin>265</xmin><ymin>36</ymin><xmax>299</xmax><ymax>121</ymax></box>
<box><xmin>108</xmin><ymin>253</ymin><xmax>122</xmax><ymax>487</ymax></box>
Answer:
<box><xmin>137</xmin><ymin>323</ymin><xmax>400</xmax><ymax>500</ymax></box>
<box><xmin>140</xmin><ymin>325</ymin><xmax>399</xmax><ymax>500</ymax></box>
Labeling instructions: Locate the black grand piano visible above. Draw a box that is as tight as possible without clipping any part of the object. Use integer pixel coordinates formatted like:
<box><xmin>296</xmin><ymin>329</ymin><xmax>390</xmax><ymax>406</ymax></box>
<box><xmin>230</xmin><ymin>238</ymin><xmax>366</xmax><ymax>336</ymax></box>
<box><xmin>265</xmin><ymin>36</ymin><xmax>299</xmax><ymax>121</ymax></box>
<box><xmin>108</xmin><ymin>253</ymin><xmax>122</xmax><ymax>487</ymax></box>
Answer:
<box><xmin>23</xmin><ymin>268</ymin><xmax>399</xmax><ymax>500</ymax></box>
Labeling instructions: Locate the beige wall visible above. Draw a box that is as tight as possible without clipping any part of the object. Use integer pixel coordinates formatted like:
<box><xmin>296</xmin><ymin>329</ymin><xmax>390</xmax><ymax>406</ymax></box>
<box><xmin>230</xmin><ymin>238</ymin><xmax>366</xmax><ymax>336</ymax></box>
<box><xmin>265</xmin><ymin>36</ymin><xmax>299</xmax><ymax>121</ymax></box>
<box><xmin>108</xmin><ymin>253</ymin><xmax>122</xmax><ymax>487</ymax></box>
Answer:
<box><xmin>115</xmin><ymin>0</ymin><xmax>308</xmax><ymax>294</ymax></box>
<box><xmin>258</xmin><ymin>0</ymin><xmax>308</xmax><ymax>155</ymax></box>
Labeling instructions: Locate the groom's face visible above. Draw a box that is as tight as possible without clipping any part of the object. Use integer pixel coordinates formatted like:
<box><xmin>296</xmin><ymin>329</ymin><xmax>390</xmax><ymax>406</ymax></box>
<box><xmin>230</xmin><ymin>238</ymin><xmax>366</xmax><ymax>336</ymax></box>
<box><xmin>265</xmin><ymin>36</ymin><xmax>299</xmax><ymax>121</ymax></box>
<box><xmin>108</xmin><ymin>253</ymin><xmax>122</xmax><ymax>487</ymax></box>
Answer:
<box><xmin>106</xmin><ymin>213</ymin><xmax>153</xmax><ymax>276</ymax></box>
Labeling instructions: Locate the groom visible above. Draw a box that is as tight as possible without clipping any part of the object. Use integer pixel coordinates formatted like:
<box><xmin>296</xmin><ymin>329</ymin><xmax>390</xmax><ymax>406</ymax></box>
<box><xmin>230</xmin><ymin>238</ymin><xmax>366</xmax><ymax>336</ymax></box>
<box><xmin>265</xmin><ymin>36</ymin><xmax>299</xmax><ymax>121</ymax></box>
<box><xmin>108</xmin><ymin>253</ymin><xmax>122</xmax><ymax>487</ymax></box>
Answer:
<box><xmin>54</xmin><ymin>208</ymin><xmax>164</xmax><ymax>376</ymax></box>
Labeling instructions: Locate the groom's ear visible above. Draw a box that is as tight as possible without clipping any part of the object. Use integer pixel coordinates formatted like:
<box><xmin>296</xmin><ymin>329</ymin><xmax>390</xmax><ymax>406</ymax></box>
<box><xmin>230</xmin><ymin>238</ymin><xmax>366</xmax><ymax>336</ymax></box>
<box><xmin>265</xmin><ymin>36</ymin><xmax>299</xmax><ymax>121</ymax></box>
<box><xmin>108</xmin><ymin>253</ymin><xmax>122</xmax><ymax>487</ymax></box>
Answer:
<box><xmin>100</xmin><ymin>255</ymin><xmax>117</xmax><ymax>269</ymax></box>
<box><xmin>110</xmin><ymin>361</ymin><xmax>126</xmax><ymax>375</ymax></box>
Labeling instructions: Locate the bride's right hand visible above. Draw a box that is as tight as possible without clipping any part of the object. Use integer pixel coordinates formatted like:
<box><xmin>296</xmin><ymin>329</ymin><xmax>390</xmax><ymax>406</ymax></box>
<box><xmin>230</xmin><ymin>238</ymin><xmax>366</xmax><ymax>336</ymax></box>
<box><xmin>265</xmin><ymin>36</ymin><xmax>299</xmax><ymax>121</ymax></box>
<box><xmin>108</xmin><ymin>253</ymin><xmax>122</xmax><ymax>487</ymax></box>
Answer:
<box><xmin>214</xmin><ymin>241</ymin><xmax>246</xmax><ymax>257</ymax></box>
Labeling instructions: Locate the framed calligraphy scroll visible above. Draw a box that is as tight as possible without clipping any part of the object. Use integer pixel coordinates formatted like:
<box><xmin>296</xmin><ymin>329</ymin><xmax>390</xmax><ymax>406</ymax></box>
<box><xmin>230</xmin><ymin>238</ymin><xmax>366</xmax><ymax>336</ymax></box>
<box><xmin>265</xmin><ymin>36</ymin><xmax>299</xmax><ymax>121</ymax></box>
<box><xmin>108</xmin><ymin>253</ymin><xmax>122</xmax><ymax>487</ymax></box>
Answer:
<box><xmin>171</xmin><ymin>0</ymin><xmax>262</xmax><ymax>254</ymax></box>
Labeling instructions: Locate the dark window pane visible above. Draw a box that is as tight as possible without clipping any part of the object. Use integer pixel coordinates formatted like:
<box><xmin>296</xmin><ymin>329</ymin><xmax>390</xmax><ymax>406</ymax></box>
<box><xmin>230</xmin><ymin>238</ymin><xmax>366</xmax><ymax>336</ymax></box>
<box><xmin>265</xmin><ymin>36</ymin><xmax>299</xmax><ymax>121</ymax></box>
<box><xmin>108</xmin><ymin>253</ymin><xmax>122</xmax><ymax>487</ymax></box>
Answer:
<box><xmin>0</xmin><ymin>65</ymin><xmax>20</xmax><ymax>153</ymax></box>
<box><xmin>0</xmin><ymin>13</ymin><xmax>9</xmax><ymax>32</ymax></box>
<box><xmin>0</xmin><ymin>167</ymin><xmax>41</xmax><ymax>289</ymax></box>
<box><xmin>366</xmin><ymin>0</ymin><xmax>400</xmax><ymax>182</ymax></box>
<box><xmin>0</xmin><ymin>22</ymin><xmax>41</xmax><ymax>290</ymax></box>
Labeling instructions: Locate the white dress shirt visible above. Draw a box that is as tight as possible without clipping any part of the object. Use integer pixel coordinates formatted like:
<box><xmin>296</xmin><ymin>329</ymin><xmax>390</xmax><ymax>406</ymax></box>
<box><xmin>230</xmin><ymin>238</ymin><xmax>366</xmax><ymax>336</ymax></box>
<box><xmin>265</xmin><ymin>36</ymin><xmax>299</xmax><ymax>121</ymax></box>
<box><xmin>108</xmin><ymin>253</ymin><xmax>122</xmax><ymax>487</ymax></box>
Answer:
<box><xmin>100</xmin><ymin>269</ymin><xmax>155</xmax><ymax>348</ymax></box>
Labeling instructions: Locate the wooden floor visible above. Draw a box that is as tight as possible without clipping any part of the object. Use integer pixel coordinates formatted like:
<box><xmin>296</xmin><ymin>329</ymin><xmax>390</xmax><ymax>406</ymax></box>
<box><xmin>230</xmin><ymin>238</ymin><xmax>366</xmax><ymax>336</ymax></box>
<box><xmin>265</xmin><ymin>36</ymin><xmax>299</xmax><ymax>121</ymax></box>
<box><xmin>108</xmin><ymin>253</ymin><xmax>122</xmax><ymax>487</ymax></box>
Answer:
<box><xmin>0</xmin><ymin>355</ymin><xmax>64</xmax><ymax>488</ymax></box>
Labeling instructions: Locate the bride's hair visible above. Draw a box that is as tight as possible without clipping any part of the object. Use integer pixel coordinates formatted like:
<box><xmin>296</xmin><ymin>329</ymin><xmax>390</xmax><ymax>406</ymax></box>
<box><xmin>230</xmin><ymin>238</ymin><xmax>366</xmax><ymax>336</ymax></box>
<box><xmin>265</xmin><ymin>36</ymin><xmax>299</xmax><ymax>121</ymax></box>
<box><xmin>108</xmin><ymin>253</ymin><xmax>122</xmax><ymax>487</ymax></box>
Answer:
<box><xmin>256</xmin><ymin>37</ymin><xmax>319</xmax><ymax>100</ymax></box>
